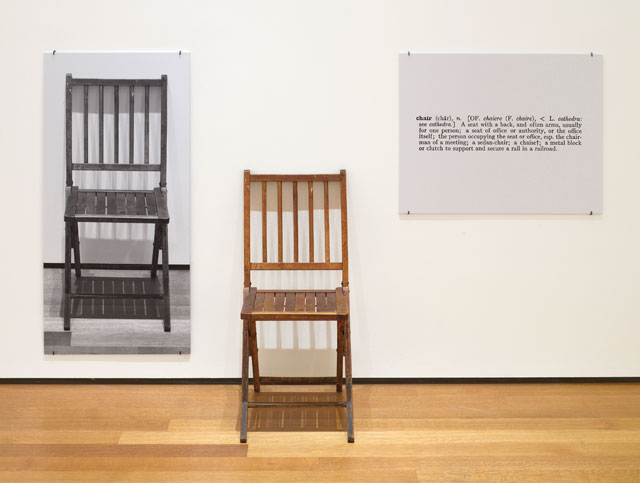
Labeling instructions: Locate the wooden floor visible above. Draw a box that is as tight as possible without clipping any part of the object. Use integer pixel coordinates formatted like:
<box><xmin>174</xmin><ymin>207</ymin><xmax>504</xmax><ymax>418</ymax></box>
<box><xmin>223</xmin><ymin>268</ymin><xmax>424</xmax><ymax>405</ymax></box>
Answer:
<box><xmin>1</xmin><ymin>383</ymin><xmax>639</xmax><ymax>482</ymax></box>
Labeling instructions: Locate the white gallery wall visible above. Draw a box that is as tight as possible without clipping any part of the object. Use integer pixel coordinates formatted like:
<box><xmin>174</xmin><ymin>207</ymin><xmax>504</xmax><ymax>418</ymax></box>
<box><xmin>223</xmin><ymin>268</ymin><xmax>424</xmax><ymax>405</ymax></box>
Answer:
<box><xmin>1</xmin><ymin>0</ymin><xmax>639</xmax><ymax>378</ymax></box>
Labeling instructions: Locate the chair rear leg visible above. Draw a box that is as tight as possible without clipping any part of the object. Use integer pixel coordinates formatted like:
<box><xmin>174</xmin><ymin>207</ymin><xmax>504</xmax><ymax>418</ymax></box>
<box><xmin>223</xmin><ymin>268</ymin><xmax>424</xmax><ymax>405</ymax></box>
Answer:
<box><xmin>249</xmin><ymin>320</ymin><xmax>261</xmax><ymax>392</ymax></box>
<box><xmin>72</xmin><ymin>222</ymin><xmax>81</xmax><ymax>277</ymax></box>
<box><xmin>64</xmin><ymin>222</ymin><xmax>72</xmax><ymax>331</ymax></box>
<box><xmin>161</xmin><ymin>224</ymin><xmax>171</xmax><ymax>332</ymax></box>
<box><xmin>151</xmin><ymin>224</ymin><xmax>161</xmax><ymax>278</ymax></box>
<box><xmin>344</xmin><ymin>315</ymin><xmax>354</xmax><ymax>443</ymax></box>
<box><xmin>336</xmin><ymin>319</ymin><xmax>344</xmax><ymax>392</ymax></box>
<box><xmin>240</xmin><ymin>318</ymin><xmax>250</xmax><ymax>443</ymax></box>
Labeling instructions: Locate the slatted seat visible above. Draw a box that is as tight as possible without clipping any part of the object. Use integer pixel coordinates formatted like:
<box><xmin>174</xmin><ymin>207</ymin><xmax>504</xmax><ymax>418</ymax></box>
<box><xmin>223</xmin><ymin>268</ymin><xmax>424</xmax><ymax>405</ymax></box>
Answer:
<box><xmin>63</xmin><ymin>75</ymin><xmax>171</xmax><ymax>332</ymax></box>
<box><xmin>240</xmin><ymin>170</ymin><xmax>354</xmax><ymax>443</ymax></box>
<box><xmin>65</xmin><ymin>188</ymin><xmax>169</xmax><ymax>223</ymax></box>
<box><xmin>242</xmin><ymin>289</ymin><xmax>348</xmax><ymax>320</ymax></box>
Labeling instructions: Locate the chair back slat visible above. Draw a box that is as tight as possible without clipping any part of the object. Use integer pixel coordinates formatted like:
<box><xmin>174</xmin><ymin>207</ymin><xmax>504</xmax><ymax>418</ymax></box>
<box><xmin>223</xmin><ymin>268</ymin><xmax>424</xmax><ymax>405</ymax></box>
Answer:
<box><xmin>261</xmin><ymin>181</ymin><xmax>267</xmax><ymax>262</ymax></box>
<box><xmin>144</xmin><ymin>86</ymin><xmax>150</xmax><ymax>164</ymax></box>
<box><xmin>114</xmin><ymin>86</ymin><xmax>119</xmax><ymax>164</ymax></box>
<box><xmin>83</xmin><ymin>85</ymin><xmax>88</xmax><ymax>164</ymax></box>
<box><xmin>292</xmin><ymin>181</ymin><xmax>299</xmax><ymax>262</ymax></box>
<box><xmin>277</xmin><ymin>181</ymin><xmax>283</xmax><ymax>263</ymax></box>
<box><xmin>98</xmin><ymin>85</ymin><xmax>104</xmax><ymax>164</ymax></box>
<box><xmin>129</xmin><ymin>85</ymin><xmax>134</xmax><ymax>164</ymax></box>
<box><xmin>308</xmin><ymin>181</ymin><xmax>314</xmax><ymax>262</ymax></box>
<box><xmin>324</xmin><ymin>180</ymin><xmax>330</xmax><ymax>262</ymax></box>
<box><xmin>243</xmin><ymin>170</ymin><xmax>349</xmax><ymax>287</ymax></box>
<box><xmin>64</xmin><ymin>74</ymin><xmax>168</xmax><ymax>187</ymax></box>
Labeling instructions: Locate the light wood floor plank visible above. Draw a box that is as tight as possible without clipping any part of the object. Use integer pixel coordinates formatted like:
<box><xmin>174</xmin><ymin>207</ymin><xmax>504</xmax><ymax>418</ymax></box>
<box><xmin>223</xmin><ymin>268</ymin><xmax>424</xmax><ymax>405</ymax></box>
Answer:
<box><xmin>0</xmin><ymin>470</ymin><xmax>420</xmax><ymax>482</ymax></box>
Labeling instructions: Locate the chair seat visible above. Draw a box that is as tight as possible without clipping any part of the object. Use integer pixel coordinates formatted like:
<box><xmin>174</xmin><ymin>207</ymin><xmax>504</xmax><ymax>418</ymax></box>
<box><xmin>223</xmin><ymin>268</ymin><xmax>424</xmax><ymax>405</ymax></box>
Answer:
<box><xmin>64</xmin><ymin>187</ymin><xmax>169</xmax><ymax>223</ymax></box>
<box><xmin>241</xmin><ymin>288</ymin><xmax>349</xmax><ymax>320</ymax></box>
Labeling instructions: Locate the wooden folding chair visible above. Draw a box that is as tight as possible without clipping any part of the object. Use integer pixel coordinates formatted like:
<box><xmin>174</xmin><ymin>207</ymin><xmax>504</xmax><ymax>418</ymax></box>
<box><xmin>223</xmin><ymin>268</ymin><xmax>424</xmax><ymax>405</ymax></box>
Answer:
<box><xmin>63</xmin><ymin>74</ymin><xmax>171</xmax><ymax>332</ymax></box>
<box><xmin>240</xmin><ymin>170</ymin><xmax>354</xmax><ymax>443</ymax></box>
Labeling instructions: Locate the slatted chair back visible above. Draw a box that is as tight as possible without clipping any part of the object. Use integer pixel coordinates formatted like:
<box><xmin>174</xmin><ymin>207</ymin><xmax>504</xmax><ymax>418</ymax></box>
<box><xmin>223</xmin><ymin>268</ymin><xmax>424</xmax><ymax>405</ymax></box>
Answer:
<box><xmin>243</xmin><ymin>170</ymin><xmax>349</xmax><ymax>289</ymax></box>
<box><xmin>65</xmin><ymin>74</ymin><xmax>168</xmax><ymax>188</ymax></box>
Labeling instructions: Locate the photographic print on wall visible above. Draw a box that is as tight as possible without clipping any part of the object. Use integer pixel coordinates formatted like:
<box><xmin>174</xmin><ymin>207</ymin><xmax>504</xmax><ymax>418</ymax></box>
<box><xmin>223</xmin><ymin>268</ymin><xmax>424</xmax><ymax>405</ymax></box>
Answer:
<box><xmin>43</xmin><ymin>52</ymin><xmax>191</xmax><ymax>354</ymax></box>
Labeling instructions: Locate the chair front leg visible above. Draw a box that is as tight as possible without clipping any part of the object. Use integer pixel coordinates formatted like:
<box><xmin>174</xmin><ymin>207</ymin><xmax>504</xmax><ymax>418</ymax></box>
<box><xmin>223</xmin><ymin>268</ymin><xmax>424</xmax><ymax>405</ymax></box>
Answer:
<box><xmin>63</xmin><ymin>222</ymin><xmax>72</xmax><ymax>331</ymax></box>
<box><xmin>344</xmin><ymin>315</ymin><xmax>354</xmax><ymax>443</ymax></box>
<box><xmin>336</xmin><ymin>319</ymin><xmax>344</xmax><ymax>392</ymax></box>
<box><xmin>240</xmin><ymin>318</ymin><xmax>250</xmax><ymax>443</ymax></box>
<box><xmin>72</xmin><ymin>222</ymin><xmax>81</xmax><ymax>277</ymax></box>
<box><xmin>151</xmin><ymin>224</ymin><xmax>161</xmax><ymax>278</ymax></box>
<box><xmin>161</xmin><ymin>224</ymin><xmax>171</xmax><ymax>332</ymax></box>
<box><xmin>249</xmin><ymin>320</ymin><xmax>261</xmax><ymax>392</ymax></box>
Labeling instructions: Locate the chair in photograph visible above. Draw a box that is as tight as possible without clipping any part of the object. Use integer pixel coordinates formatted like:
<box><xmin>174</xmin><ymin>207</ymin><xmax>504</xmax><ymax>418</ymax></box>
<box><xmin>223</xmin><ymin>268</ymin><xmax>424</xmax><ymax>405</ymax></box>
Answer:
<box><xmin>240</xmin><ymin>170</ymin><xmax>354</xmax><ymax>443</ymax></box>
<box><xmin>63</xmin><ymin>74</ymin><xmax>171</xmax><ymax>332</ymax></box>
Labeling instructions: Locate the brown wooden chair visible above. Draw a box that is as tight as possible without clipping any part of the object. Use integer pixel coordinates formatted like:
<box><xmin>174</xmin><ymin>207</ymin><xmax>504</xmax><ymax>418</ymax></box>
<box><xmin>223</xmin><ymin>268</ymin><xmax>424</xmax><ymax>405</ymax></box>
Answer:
<box><xmin>63</xmin><ymin>74</ymin><xmax>171</xmax><ymax>332</ymax></box>
<box><xmin>240</xmin><ymin>170</ymin><xmax>354</xmax><ymax>443</ymax></box>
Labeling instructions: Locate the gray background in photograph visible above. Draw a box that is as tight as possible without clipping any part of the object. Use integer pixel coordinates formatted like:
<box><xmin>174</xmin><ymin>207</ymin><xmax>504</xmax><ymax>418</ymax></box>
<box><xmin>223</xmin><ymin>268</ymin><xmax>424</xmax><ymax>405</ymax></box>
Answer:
<box><xmin>399</xmin><ymin>53</ymin><xmax>602</xmax><ymax>214</ymax></box>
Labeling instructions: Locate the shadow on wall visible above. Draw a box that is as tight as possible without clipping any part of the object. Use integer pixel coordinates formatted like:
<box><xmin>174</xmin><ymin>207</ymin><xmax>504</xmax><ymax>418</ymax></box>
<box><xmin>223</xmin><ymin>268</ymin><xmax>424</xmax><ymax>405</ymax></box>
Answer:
<box><xmin>254</xmin><ymin>348</ymin><xmax>338</xmax><ymax>378</ymax></box>
<box><xmin>77</xmin><ymin>237</ymin><xmax>156</xmax><ymax>265</ymax></box>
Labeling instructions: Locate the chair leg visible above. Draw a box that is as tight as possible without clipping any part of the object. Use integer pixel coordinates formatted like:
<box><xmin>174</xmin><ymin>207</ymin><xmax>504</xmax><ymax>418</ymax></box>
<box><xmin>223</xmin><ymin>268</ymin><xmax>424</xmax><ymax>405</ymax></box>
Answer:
<box><xmin>63</xmin><ymin>222</ymin><xmax>72</xmax><ymax>331</ymax></box>
<box><xmin>249</xmin><ymin>320</ymin><xmax>261</xmax><ymax>392</ymax></box>
<box><xmin>72</xmin><ymin>222</ymin><xmax>81</xmax><ymax>277</ymax></box>
<box><xmin>161</xmin><ymin>224</ymin><xmax>171</xmax><ymax>332</ymax></box>
<box><xmin>344</xmin><ymin>315</ymin><xmax>354</xmax><ymax>443</ymax></box>
<box><xmin>240</xmin><ymin>318</ymin><xmax>250</xmax><ymax>443</ymax></box>
<box><xmin>336</xmin><ymin>319</ymin><xmax>344</xmax><ymax>392</ymax></box>
<box><xmin>151</xmin><ymin>224</ymin><xmax>161</xmax><ymax>278</ymax></box>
